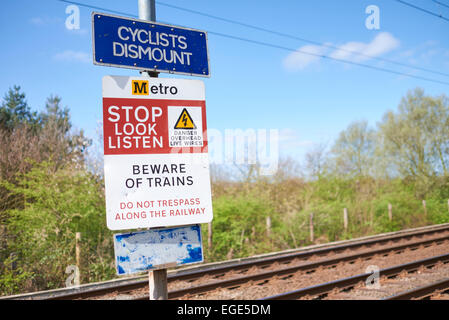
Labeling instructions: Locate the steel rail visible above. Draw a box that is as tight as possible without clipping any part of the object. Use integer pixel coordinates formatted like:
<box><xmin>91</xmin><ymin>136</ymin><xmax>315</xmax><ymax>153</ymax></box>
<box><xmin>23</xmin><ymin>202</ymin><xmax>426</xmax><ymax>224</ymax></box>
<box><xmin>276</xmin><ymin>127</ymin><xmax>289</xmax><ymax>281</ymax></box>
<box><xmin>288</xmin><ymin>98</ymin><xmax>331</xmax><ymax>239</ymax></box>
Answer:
<box><xmin>134</xmin><ymin>233</ymin><xmax>449</xmax><ymax>300</ymax></box>
<box><xmin>3</xmin><ymin>223</ymin><xmax>449</xmax><ymax>300</ymax></box>
<box><xmin>262</xmin><ymin>253</ymin><xmax>449</xmax><ymax>300</ymax></box>
<box><xmin>161</xmin><ymin>223</ymin><xmax>449</xmax><ymax>282</ymax></box>
<box><xmin>383</xmin><ymin>278</ymin><xmax>449</xmax><ymax>300</ymax></box>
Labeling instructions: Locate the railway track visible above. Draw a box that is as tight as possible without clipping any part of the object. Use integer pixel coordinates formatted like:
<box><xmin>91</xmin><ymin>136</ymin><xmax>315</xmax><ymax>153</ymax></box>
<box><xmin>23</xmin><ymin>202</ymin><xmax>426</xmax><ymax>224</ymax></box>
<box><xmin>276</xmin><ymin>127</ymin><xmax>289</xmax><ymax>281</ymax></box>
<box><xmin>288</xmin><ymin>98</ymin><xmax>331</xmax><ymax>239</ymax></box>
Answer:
<box><xmin>263</xmin><ymin>253</ymin><xmax>449</xmax><ymax>300</ymax></box>
<box><xmin>2</xmin><ymin>223</ymin><xmax>449</xmax><ymax>300</ymax></box>
<box><xmin>384</xmin><ymin>278</ymin><xmax>449</xmax><ymax>300</ymax></box>
<box><xmin>170</xmin><ymin>232</ymin><xmax>449</xmax><ymax>300</ymax></box>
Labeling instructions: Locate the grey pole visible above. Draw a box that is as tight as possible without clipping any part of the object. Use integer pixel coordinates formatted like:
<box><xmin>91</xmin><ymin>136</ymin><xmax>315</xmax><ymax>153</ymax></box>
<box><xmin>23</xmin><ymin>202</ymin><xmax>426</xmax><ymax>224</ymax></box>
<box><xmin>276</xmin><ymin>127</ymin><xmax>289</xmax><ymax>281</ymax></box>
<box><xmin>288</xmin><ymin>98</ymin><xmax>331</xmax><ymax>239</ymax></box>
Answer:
<box><xmin>138</xmin><ymin>0</ymin><xmax>159</xmax><ymax>77</ymax></box>
<box><xmin>138</xmin><ymin>0</ymin><xmax>166</xmax><ymax>300</ymax></box>
<box><xmin>138</xmin><ymin>0</ymin><xmax>155</xmax><ymax>21</ymax></box>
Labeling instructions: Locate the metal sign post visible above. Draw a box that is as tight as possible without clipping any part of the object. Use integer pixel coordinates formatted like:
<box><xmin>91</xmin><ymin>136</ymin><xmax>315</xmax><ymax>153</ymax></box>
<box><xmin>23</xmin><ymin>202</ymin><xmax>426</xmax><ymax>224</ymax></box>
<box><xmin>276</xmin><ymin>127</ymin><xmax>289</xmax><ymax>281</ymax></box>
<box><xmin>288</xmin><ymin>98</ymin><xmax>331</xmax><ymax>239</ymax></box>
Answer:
<box><xmin>138</xmin><ymin>0</ymin><xmax>166</xmax><ymax>300</ymax></box>
<box><xmin>94</xmin><ymin>0</ymin><xmax>212</xmax><ymax>300</ymax></box>
<box><xmin>102</xmin><ymin>74</ymin><xmax>211</xmax><ymax>297</ymax></box>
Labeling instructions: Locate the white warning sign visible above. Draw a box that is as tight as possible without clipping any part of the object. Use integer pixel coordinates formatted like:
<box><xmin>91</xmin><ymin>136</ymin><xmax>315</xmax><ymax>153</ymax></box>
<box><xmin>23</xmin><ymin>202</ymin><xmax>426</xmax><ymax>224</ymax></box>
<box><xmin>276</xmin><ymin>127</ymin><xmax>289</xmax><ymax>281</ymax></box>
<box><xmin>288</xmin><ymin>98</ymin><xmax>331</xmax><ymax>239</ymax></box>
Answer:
<box><xmin>168</xmin><ymin>107</ymin><xmax>204</xmax><ymax>148</ymax></box>
<box><xmin>102</xmin><ymin>75</ymin><xmax>213</xmax><ymax>230</ymax></box>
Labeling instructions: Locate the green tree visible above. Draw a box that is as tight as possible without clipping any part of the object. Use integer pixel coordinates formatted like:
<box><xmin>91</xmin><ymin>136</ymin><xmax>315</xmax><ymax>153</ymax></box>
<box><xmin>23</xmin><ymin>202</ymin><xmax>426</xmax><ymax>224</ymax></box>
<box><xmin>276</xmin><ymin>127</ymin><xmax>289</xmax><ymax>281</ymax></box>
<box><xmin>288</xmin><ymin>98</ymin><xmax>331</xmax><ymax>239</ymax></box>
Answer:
<box><xmin>38</xmin><ymin>95</ymin><xmax>91</xmax><ymax>167</ymax></box>
<box><xmin>330</xmin><ymin>120</ymin><xmax>376</xmax><ymax>177</ymax></box>
<box><xmin>0</xmin><ymin>161</ymin><xmax>114</xmax><ymax>294</ymax></box>
<box><xmin>379</xmin><ymin>88</ymin><xmax>449</xmax><ymax>183</ymax></box>
<box><xmin>0</xmin><ymin>90</ymin><xmax>91</xmax><ymax>184</ymax></box>
<box><xmin>304</xmin><ymin>143</ymin><xmax>328</xmax><ymax>179</ymax></box>
<box><xmin>0</xmin><ymin>89</ymin><xmax>94</xmax><ymax>295</ymax></box>
<box><xmin>0</xmin><ymin>86</ymin><xmax>38</xmax><ymax>131</ymax></box>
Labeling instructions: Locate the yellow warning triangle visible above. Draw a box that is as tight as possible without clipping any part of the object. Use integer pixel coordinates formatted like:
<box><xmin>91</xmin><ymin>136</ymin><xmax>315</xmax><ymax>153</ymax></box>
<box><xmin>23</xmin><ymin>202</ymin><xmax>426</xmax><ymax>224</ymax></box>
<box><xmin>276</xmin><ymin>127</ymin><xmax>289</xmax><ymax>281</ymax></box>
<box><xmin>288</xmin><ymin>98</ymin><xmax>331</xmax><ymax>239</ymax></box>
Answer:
<box><xmin>174</xmin><ymin>108</ymin><xmax>197</xmax><ymax>130</ymax></box>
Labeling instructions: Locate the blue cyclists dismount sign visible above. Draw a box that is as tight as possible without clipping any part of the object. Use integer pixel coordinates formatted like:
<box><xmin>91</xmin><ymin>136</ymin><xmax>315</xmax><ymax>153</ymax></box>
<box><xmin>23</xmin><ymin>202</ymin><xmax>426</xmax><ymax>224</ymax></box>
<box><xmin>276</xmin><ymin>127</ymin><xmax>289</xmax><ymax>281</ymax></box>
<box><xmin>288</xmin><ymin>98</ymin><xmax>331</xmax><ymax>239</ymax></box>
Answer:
<box><xmin>92</xmin><ymin>12</ymin><xmax>210</xmax><ymax>77</ymax></box>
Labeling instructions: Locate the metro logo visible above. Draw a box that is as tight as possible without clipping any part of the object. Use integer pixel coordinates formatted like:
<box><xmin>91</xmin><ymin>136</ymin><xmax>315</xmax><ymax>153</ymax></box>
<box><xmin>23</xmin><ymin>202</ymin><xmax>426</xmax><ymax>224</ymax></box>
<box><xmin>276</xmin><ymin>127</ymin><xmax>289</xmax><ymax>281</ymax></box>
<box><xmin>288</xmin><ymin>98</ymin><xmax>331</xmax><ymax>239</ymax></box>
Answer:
<box><xmin>131</xmin><ymin>80</ymin><xmax>180</xmax><ymax>96</ymax></box>
<box><xmin>132</xmin><ymin>80</ymin><xmax>149</xmax><ymax>95</ymax></box>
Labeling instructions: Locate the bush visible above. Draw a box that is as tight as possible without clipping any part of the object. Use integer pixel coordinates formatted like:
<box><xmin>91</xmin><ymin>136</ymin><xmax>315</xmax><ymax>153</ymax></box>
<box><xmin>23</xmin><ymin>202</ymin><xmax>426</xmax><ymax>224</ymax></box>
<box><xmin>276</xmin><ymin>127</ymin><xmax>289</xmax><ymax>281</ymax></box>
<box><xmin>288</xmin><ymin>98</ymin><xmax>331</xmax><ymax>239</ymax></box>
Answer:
<box><xmin>205</xmin><ymin>194</ymin><xmax>275</xmax><ymax>261</ymax></box>
<box><xmin>0</xmin><ymin>161</ymin><xmax>114</xmax><ymax>293</ymax></box>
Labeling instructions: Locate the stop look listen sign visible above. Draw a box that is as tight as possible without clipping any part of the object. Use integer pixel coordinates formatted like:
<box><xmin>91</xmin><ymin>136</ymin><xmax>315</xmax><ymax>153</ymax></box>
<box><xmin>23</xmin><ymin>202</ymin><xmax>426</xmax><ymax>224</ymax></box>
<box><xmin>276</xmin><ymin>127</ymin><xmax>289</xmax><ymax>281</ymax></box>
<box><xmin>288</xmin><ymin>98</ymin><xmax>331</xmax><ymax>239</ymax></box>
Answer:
<box><xmin>102</xmin><ymin>75</ymin><xmax>212</xmax><ymax>230</ymax></box>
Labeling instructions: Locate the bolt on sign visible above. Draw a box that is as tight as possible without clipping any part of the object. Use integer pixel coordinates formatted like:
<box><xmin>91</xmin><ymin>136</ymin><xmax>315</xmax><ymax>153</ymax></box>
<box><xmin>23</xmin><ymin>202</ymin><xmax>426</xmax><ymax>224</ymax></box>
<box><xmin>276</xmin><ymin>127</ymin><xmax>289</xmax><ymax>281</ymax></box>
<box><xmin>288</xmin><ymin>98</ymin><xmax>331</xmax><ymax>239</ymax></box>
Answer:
<box><xmin>103</xmin><ymin>75</ymin><xmax>213</xmax><ymax>230</ymax></box>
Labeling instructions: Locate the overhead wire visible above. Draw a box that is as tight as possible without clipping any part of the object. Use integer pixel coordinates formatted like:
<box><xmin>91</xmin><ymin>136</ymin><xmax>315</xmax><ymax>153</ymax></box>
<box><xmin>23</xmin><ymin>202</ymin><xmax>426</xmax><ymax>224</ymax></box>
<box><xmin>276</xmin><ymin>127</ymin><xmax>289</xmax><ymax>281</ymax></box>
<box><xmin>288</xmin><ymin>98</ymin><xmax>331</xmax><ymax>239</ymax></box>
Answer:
<box><xmin>156</xmin><ymin>0</ymin><xmax>449</xmax><ymax>79</ymax></box>
<box><xmin>394</xmin><ymin>0</ymin><xmax>449</xmax><ymax>22</ymax></box>
<box><xmin>56</xmin><ymin>0</ymin><xmax>449</xmax><ymax>86</ymax></box>
<box><xmin>432</xmin><ymin>0</ymin><xmax>449</xmax><ymax>10</ymax></box>
<box><xmin>207</xmin><ymin>30</ymin><xmax>449</xmax><ymax>86</ymax></box>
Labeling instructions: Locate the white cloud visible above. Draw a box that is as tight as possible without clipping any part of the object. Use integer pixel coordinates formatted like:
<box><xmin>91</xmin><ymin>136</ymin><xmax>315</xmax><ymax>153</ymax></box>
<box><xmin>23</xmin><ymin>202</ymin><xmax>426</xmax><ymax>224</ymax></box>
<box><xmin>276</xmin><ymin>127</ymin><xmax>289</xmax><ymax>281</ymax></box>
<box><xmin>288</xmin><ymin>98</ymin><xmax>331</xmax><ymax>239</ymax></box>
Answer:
<box><xmin>329</xmin><ymin>32</ymin><xmax>400</xmax><ymax>63</ymax></box>
<box><xmin>282</xmin><ymin>32</ymin><xmax>400</xmax><ymax>72</ymax></box>
<box><xmin>282</xmin><ymin>44</ymin><xmax>329</xmax><ymax>71</ymax></box>
<box><xmin>53</xmin><ymin>50</ymin><xmax>91</xmax><ymax>63</ymax></box>
<box><xmin>398</xmin><ymin>40</ymin><xmax>444</xmax><ymax>66</ymax></box>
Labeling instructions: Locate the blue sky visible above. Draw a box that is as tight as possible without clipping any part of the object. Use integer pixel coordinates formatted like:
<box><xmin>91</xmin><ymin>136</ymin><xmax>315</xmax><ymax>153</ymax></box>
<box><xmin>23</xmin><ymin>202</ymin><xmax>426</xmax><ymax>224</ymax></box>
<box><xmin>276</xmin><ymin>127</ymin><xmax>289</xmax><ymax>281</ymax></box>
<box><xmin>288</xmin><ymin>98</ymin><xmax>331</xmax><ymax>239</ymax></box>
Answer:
<box><xmin>0</xmin><ymin>0</ymin><xmax>448</xmax><ymax>168</ymax></box>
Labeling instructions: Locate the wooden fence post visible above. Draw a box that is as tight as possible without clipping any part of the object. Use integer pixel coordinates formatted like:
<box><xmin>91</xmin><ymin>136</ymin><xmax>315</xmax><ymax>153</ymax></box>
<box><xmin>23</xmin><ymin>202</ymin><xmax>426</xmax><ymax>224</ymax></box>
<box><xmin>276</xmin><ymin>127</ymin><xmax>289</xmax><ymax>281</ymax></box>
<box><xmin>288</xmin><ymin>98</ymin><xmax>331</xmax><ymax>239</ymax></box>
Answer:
<box><xmin>75</xmin><ymin>232</ymin><xmax>81</xmax><ymax>281</ymax></box>
<box><xmin>226</xmin><ymin>247</ymin><xmax>234</xmax><ymax>260</ymax></box>
<box><xmin>343</xmin><ymin>208</ymin><xmax>348</xmax><ymax>231</ymax></box>
<box><xmin>388</xmin><ymin>203</ymin><xmax>393</xmax><ymax>221</ymax></box>
<box><xmin>422</xmin><ymin>200</ymin><xmax>427</xmax><ymax>216</ymax></box>
<box><xmin>9</xmin><ymin>252</ymin><xmax>17</xmax><ymax>271</ymax></box>
<box><xmin>0</xmin><ymin>225</ymin><xmax>6</xmax><ymax>251</ymax></box>
<box><xmin>208</xmin><ymin>222</ymin><xmax>213</xmax><ymax>251</ymax></box>
<box><xmin>266</xmin><ymin>216</ymin><xmax>271</xmax><ymax>237</ymax></box>
<box><xmin>309</xmin><ymin>213</ymin><xmax>314</xmax><ymax>243</ymax></box>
